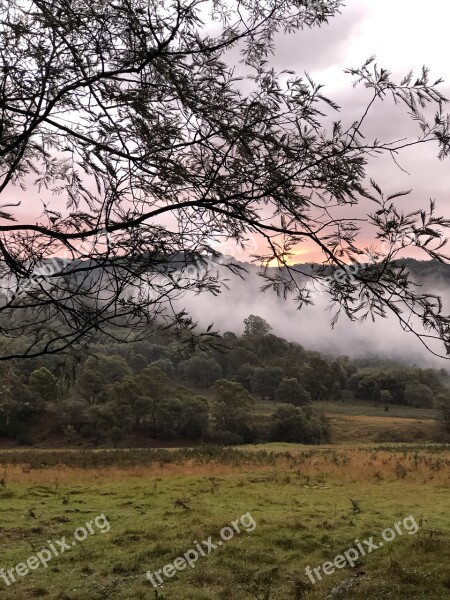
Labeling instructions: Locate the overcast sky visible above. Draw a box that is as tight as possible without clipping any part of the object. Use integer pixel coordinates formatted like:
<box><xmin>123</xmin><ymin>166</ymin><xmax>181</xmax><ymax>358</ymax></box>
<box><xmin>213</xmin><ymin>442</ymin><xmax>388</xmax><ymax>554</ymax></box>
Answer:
<box><xmin>8</xmin><ymin>0</ymin><xmax>450</xmax><ymax>265</ymax></box>
<box><xmin>276</xmin><ymin>0</ymin><xmax>450</xmax><ymax>82</ymax></box>
<box><xmin>265</xmin><ymin>0</ymin><xmax>450</xmax><ymax>263</ymax></box>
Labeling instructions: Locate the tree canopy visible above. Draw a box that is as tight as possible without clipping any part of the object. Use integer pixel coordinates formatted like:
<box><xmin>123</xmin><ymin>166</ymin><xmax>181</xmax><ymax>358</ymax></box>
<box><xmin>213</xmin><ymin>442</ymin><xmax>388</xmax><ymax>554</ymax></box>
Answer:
<box><xmin>1</xmin><ymin>0</ymin><xmax>450</xmax><ymax>359</ymax></box>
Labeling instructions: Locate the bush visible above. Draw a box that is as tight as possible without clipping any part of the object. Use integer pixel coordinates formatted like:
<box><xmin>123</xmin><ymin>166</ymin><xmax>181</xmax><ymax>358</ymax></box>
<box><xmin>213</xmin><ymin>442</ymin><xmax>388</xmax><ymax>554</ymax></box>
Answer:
<box><xmin>269</xmin><ymin>404</ymin><xmax>330</xmax><ymax>444</ymax></box>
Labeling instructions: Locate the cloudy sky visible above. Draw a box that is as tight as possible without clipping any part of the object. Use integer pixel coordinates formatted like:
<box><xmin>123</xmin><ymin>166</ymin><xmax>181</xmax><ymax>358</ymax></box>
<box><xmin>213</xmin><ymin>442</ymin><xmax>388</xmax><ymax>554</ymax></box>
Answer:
<box><xmin>276</xmin><ymin>0</ymin><xmax>450</xmax><ymax>80</ymax></box>
<box><xmin>7</xmin><ymin>0</ymin><xmax>450</xmax><ymax>266</ymax></box>
<box><xmin>265</xmin><ymin>0</ymin><xmax>450</xmax><ymax>263</ymax></box>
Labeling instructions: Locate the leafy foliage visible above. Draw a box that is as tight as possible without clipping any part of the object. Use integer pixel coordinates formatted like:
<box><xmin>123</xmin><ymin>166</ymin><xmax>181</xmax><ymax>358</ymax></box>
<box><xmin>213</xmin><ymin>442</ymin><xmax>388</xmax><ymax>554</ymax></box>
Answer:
<box><xmin>0</xmin><ymin>1</ymin><xmax>449</xmax><ymax>360</ymax></box>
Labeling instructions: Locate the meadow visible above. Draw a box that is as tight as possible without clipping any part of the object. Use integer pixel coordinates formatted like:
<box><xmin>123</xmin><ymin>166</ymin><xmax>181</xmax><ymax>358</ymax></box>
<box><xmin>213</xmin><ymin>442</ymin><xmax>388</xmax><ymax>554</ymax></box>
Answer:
<box><xmin>0</xmin><ymin>444</ymin><xmax>449</xmax><ymax>599</ymax></box>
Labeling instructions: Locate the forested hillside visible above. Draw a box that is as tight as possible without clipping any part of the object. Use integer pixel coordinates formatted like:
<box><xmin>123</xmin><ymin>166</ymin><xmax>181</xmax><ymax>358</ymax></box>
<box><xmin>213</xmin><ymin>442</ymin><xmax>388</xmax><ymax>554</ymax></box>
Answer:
<box><xmin>1</xmin><ymin>314</ymin><xmax>450</xmax><ymax>447</ymax></box>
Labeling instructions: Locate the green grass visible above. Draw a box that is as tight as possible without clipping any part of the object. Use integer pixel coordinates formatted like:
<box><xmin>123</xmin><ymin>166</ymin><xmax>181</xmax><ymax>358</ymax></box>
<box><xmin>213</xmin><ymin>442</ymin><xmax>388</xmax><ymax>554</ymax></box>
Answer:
<box><xmin>0</xmin><ymin>445</ymin><xmax>448</xmax><ymax>599</ymax></box>
<box><xmin>315</xmin><ymin>401</ymin><xmax>437</xmax><ymax>420</ymax></box>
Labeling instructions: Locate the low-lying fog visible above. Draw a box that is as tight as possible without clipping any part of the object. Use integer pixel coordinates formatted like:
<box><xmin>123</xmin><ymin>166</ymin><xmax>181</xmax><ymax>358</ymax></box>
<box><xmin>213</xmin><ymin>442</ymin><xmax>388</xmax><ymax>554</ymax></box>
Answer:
<box><xmin>179</xmin><ymin>263</ymin><xmax>450</xmax><ymax>369</ymax></box>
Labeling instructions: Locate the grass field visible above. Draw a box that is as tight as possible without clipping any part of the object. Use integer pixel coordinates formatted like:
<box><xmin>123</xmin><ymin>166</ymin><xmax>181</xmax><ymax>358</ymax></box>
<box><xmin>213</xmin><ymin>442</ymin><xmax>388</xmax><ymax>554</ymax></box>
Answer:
<box><xmin>0</xmin><ymin>444</ymin><xmax>449</xmax><ymax>599</ymax></box>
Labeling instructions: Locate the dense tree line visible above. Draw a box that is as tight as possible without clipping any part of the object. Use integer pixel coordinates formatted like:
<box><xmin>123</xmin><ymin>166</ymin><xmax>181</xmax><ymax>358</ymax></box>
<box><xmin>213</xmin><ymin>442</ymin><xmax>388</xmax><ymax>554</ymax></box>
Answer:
<box><xmin>0</xmin><ymin>314</ymin><xmax>449</xmax><ymax>445</ymax></box>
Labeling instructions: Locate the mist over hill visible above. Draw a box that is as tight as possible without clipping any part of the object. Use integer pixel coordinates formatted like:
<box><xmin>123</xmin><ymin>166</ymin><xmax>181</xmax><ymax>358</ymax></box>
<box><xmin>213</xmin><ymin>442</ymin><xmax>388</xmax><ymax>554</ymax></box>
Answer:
<box><xmin>181</xmin><ymin>258</ymin><xmax>450</xmax><ymax>369</ymax></box>
<box><xmin>4</xmin><ymin>256</ymin><xmax>449</xmax><ymax>368</ymax></box>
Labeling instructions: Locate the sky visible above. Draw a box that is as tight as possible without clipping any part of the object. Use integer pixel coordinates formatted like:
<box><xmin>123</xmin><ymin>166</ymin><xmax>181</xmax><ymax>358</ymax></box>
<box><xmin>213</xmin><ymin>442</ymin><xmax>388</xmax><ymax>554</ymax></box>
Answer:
<box><xmin>277</xmin><ymin>0</ymin><xmax>450</xmax><ymax>80</ymax></box>
<box><xmin>263</xmin><ymin>0</ymin><xmax>450</xmax><ymax>263</ymax></box>
<box><xmin>6</xmin><ymin>0</ymin><xmax>450</xmax><ymax>265</ymax></box>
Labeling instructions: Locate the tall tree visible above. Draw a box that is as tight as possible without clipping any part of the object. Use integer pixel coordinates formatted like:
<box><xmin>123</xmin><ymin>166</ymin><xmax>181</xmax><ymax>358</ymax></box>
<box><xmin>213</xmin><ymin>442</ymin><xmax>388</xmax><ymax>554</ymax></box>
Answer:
<box><xmin>0</xmin><ymin>0</ymin><xmax>450</xmax><ymax>360</ymax></box>
<box><xmin>29</xmin><ymin>366</ymin><xmax>58</xmax><ymax>404</ymax></box>
<box><xmin>178</xmin><ymin>355</ymin><xmax>222</xmax><ymax>387</ymax></box>
<box><xmin>275</xmin><ymin>377</ymin><xmax>311</xmax><ymax>406</ymax></box>
<box><xmin>251</xmin><ymin>366</ymin><xmax>284</xmax><ymax>400</ymax></box>
<box><xmin>243</xmin><ymin>315</ymin><xmax>273</xmax><ymax>338</ymax></box>
<box><xmin>212</xmin><ymin>379</ymin><xmax>254</xmax><ymax>441</ymax></box>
